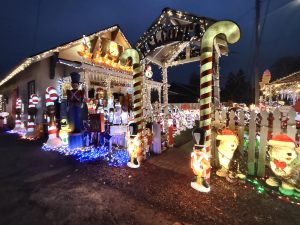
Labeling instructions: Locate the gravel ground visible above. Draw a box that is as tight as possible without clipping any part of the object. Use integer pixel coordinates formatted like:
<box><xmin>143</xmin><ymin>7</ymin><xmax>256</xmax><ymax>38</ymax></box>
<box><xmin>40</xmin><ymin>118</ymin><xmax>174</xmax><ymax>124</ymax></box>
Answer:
<box><xmin>0</xmin><ymin>133</ymin><xmax>299</xmax><ymax>225</ymax></box>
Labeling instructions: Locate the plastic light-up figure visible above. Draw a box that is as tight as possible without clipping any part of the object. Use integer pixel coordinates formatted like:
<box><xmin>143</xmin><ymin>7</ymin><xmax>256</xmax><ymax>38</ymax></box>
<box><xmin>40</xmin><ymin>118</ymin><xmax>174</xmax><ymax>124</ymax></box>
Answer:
<box><xmin>127</xmin><ymin>122</ymin><xmax>140</xmax><ymax>168</ymax></box>
<box><xmin>45</xmin><ymin>87</ymin><xmax>63</xmax><ymax>147</ymax></box>
<box><xmin>59</xmin><ymin>119</ymin><xmax>71</xmax><ymax>145</ymax></box>
<box><xmin>191</xmin><ymin>127</ymin><xmax>211</xmax><ymax>192</ymax></box>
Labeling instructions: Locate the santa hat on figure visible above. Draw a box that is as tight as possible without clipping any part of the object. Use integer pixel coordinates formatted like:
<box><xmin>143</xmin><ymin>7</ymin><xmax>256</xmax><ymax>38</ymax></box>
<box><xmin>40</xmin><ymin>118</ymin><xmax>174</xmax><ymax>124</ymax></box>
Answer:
<box><xmin>268</xmin><ymin>134</ymin><xmax>298</xmax><ymax>149</ymax></box>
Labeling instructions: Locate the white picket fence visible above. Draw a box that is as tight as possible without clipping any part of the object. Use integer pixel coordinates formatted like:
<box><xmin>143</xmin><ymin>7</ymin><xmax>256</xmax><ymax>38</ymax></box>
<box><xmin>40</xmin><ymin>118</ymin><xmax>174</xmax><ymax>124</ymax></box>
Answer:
<box><xmin>211</xmin><ymin>107</ymin><xmax>299</xmax><ymax>177</ymax></box>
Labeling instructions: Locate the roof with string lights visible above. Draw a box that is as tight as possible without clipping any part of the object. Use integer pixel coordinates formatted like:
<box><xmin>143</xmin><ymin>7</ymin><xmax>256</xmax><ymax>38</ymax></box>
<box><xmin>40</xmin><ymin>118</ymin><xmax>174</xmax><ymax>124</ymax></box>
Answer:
<box><xmin>136</xmin><ymin>8</ymin><xmax>229</xmax><ymax>67</ymax></box>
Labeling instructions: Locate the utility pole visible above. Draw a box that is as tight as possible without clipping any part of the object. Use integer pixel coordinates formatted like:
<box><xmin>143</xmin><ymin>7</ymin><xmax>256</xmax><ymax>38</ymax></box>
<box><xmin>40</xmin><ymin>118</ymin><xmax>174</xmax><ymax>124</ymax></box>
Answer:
<box><xmin>254</xmin><ymin>0</ymin><xmax>261</xmax><ymax>104</ymax></box>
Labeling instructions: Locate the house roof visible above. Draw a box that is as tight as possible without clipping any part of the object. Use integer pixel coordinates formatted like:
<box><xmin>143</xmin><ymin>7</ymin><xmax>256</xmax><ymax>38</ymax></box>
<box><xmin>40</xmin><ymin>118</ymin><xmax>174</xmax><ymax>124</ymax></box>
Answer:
<box><xmin>0</xmin><ymin>25</ymin><xmax>131</xmax><ymax>87</ymax></box>
<box><xmin>269</xmin><ymin>70</ymin><xmax>300</xmax><ymax>85</ymax></box>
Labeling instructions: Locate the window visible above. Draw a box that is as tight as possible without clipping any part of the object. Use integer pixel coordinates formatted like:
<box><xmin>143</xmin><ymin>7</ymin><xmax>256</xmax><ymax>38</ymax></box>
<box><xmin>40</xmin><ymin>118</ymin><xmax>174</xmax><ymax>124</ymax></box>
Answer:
<box><xmin>27</xmin><ymin>80</ymin><xmax>35</xmax><ymax>99</ymax></box>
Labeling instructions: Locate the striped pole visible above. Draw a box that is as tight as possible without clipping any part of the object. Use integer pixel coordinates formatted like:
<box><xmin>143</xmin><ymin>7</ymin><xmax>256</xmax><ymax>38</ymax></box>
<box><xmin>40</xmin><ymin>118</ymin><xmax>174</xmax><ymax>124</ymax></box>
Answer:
<box><xmin>199</xmin><ymin>21</ymin><xmax>240</xmax><ymax>181</ymax></box>
<box><xmin>200</xmin><ymin>21</ymin><xmax>240</xmax><ymax>149</ymax></box>
<box><xmin>45</xmin><ymin>87</ymin><xmax>63</xmax><ymax>147</ymax></box>
<box><xmin>14</xmin><ymin>98</ymin><xmax>22</xmax><ymax>129</ymax></box>
<box><xmin>120</xmin><ymin>49</ymin><xmax>144</xmax><ymax>166</ymax></box>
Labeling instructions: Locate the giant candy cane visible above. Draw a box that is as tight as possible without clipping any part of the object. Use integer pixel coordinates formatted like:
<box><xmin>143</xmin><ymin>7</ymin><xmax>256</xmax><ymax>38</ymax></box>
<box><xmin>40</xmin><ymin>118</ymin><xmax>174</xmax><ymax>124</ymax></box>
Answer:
<box><xmin>120</xmin><ymin>49</ymin><xmax>144</xmax><ymax>163</ymax></box>
<box><xmin>14</xmin><ymin>98</ymin><xmax>23</xmax><ymax>129</ymax></box>
<box><xmin>200</xmin><ymin>21</ymin><xmax>240</xmax><ymax>149</ymax></box>
<box><xmin>45</xmin><ymin>87</ymin><xmax>63</xmax><ymax>147</ymax></box>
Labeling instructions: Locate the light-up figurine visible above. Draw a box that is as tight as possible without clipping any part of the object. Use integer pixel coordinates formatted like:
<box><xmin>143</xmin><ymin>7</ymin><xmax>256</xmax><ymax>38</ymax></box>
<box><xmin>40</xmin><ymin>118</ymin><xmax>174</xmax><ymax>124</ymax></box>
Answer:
<box><xmin>59</xmin><ymin>119</ymin><xmax>71</xmax><ymax>145</ymax></box>
<box><xmin>127</xmin><ymin>122</ymin><xmax>140</xmax><ymax>168</ymax></box>
<box><xmin>191</xmin><ymin>128</ymin><xmax>211</xmax><ymax>192</ymax></box>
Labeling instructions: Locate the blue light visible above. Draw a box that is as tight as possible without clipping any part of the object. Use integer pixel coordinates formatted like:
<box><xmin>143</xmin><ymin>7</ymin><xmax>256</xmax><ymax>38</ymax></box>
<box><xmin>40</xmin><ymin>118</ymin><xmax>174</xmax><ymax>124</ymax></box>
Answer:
<box><xmin>41</xmin><ymin>143</ymin><xmax>129</xmax><ymax>167</ymax></box>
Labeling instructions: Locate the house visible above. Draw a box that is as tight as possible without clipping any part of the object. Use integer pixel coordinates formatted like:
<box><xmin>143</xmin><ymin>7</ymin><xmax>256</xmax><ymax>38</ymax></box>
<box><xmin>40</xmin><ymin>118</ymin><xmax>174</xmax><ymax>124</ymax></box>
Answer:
<box><xmin>0</xmin><ymin>25</ymin><xmax>163</xmax><ymax>127</ymax></box>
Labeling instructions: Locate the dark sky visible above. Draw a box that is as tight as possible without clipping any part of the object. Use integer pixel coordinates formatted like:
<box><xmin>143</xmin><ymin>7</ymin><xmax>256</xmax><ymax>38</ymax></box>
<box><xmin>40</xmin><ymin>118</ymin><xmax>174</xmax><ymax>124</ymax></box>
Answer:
<box><xmin>0</xmin><ymin>0</ymin><xmax>299</xmax><ymax>86</ymax></box>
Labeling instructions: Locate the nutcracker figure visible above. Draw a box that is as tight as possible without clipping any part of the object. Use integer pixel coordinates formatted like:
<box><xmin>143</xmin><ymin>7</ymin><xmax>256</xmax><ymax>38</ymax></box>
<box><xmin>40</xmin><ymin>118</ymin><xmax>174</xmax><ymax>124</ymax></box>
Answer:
<box><xmin>67</xmin><ymin>72</ymin><xmax>85</xmax><ymax>133</ymax></box>
<box><xmin>67</xmin><ymin>72</ymin><xmax>85</xmax><ymax>149</ymax></box>
<box><xmin>191</xmin><ymin>128</ymin><xmax>211</xmax><ymax>192</ymax></box>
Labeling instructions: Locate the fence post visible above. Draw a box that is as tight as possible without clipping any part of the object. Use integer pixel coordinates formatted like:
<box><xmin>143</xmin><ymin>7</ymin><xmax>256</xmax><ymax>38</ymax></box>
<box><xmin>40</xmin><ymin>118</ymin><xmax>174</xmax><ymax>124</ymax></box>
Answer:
<box><xmin>273</xmin><ymin>108</ymin><xmax>281</xmax><ymax>136</ymax></box>
<box><xmin>257</xmin><ymin>110</ymin><xmax>268</xmax><ymax>177</ymax></box>
<box><xmin>287</xmin><ymin>108</ymin><xmax>297</xmax><ymax>140</ymax></box>
<box><xmin>238</xmin><ymin>110</ymin><xmax>245</xmax><ymax>155</ymax></box>
<box><xmin>248</xmin><ymin>110</ymin><xmax>256</xmax><ymax>176</ymax></box>
<box><xmin>221</xmin><ymin>109</ymin><xmax>227</xmax><ymax>127</ymax></box>
<box><xmin>229</xmin><ymin>110</ymin><xmax>235</xmax><ymax>131</ymax></box>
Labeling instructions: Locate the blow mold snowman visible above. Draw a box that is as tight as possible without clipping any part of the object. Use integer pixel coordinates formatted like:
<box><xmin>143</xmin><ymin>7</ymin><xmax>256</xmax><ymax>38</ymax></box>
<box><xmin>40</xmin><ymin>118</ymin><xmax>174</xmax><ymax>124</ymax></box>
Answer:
<box><xmin>266</xmin><ymin>134</ymin><xmax>300</xmax><ymax>197</ymax></box>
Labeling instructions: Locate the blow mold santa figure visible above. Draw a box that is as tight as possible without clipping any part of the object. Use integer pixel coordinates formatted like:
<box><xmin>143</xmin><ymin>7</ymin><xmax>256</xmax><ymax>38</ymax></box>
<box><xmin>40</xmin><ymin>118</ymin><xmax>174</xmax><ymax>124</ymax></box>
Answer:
<box><xmin>67</xmin><ymin>72</ymin><xmax>85</xmax><ymax>148</ymax></box>
<box><xmin>266</xmin><ymin>134</ymin><xmax>300</xmax><ymax>197</ymax></box>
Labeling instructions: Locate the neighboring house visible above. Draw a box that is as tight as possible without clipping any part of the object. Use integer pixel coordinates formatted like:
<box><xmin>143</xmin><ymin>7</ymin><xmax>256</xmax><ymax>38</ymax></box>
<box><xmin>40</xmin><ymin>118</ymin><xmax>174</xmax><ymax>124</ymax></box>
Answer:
<box><xmin>0</xmin><ymin>25</ymin><xmax>163</xmax><ymax>126</ymax></box>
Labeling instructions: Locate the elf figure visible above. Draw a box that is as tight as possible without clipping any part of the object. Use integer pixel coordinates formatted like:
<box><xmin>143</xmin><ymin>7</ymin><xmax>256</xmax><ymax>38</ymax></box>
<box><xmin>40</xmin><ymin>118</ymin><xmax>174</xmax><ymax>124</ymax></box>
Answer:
<box><xmin>216</xmin><ymin>129</ymin><xmax>246</xmax><ymax>181</ymax></box>
<box><xmin>191</xmin><ymin>128</ymin><xmax>211</xmax><ymax>192</ymax></box>
<box><xmin>266</xmin><ymin>134</ymin><xmax>300</xmax><ymax>197</ymax></box>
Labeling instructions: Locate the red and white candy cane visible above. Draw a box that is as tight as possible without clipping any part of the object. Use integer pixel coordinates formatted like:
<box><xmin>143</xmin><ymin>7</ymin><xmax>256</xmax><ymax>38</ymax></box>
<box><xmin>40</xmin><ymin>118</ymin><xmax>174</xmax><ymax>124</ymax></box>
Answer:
<box><xmin>45</xmin><ymin>87</ymin><xmax>62</xmax><ymax>147</ymax></box>
<box><xmin>27</xmin><ymin>94</ymin><xmax>39</xmax><ymax>133</ymax></box>
<box><xmin>15</xmin><ymin>98</ymin><xmax>22</xmax><ymax>129</ymax></box>
<box><xmin>200</xmin><ymin>21</ymin><xmax>240</xmax><ymax>150</ymax></box>
<box><xmin>120</xmin><ymin>49</ymin><xmax>144</xmax><ymax>163</ymax></box>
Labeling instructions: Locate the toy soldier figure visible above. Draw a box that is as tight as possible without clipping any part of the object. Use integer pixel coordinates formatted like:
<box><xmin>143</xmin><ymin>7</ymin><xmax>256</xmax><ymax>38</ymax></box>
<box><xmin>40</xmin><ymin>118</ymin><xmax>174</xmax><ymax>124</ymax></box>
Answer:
<box><xmin>67</xmin><ymin>72</ymin><xmax>85</xmax><ymax>133</ymax></box>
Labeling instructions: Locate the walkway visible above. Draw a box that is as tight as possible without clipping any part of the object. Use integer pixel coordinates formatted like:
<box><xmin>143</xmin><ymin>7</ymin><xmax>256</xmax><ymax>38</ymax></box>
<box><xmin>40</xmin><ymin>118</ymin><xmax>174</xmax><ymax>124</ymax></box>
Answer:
<box><xmin>148</xmin><ymin>141</ymin><xmax>194</xmax><ymax>176</ymax></box>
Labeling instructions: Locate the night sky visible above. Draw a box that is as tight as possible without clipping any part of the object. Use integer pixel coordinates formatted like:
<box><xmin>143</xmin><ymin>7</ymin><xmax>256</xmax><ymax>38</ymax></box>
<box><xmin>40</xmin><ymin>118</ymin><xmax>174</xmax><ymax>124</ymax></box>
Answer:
<box><xmin>0</xmin><ymin>0</ymin><xmax>299</xmax><ymax>86</ymax></box>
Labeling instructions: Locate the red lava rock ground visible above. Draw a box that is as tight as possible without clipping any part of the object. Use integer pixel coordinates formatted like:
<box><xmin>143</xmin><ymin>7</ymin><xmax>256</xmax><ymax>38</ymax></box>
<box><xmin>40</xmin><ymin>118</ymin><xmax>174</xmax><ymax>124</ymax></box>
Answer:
<box><xmin>0</xmin><ymin>133</ymin><xmax>299</xmax><ymax>225</ymax></box>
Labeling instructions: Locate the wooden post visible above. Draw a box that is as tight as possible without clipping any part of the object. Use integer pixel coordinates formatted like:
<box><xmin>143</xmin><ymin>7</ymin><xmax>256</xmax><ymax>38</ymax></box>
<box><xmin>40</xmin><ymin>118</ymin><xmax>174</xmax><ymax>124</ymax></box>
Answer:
<box><xmin>287</xmin><ymin>108</ymin><xmax>297</xmax><ymax>140</ymax></box>
<box><xmin>238</xmin><ymin>110</ymin><xmax>245</xmax><ymax>155</ymax></box>
<box><xmin>273</xmin><ymin>108</ymin><xmax>281</xmax><ymax>136</ymax></box>
<box><xmin>248</xmin><ymin>110</ymin><xmax>257</xmax><ymax>175</ymax></box>
<box><xmin>229</xmin><ymin>110</ymin><xmax>235</xmax><ymax>131</ymax></box>
<box><xmin>257</xmin><ymin>110</ymin><xmax>268</xmax><ymax>177</ymax></box>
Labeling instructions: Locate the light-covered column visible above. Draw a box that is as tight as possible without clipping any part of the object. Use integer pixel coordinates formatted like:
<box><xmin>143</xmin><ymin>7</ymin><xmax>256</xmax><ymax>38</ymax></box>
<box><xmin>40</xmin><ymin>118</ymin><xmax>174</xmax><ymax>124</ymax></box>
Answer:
<box><xmin>162</xmin><ymin>66</ymin><xmax>169</xmax><ymax>144</ymax></box>
<box><xmin>213</xmin><ymin>52</ymin><xmax>220</xmax><ymax>109</ymax></box>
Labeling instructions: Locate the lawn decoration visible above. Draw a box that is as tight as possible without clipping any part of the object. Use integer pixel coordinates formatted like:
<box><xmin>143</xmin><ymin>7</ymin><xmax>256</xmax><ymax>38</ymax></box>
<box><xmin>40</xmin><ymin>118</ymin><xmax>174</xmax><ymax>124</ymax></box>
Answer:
<box><xmin>25</xmin><ymin>94</ymin><xmax>39</xmax><ymax>138</ymax></box>
<box><xmin>199</xmin><ymin>21</ymin><xmax>240</xmax><ymax>150</ymax></box>
<box><xmin>266</xmin><ymin>134</ymin><xmax>300</xmax><ymax>197</ymax></box>
<box><xmin>59</xmin><ymin>119</ymin><xmax>71</xmax><ymax>145</ymax></box>
<box><xmin>13</xmin><ymin>98</ymin><xmax>22</xmax><ymax>131</ymax></box>
<box><xmin>127</xmin><ymin>122</ymin><xmax>140</xmax><ymax>168</ymax></box>
<box><xmin>191</xmin><ymin>128</ymin><xmax>211</xmax><ymax>192</ymax></box>
<box><xmin>45</xmin><ymin>86</ymin><xmax>63</xmax><ymax>147</ymax></box>
<box><xmin>216</xmin><ymin>129</ymin><xmax>246</xmax><ymax>182</ymax></box>
<box><xmin>120</xmin><ymin>48</ymin><xmax>144</xmax><ymax>163</ymax></box>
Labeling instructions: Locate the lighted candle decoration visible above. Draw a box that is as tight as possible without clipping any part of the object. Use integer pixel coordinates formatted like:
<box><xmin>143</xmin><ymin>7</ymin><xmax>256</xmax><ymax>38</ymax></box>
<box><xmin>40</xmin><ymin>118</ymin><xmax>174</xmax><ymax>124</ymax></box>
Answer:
<box><xmin>191</xmin><ymin>128</ymin><xmax>211</xmax><ymax>192</ymax></box>
<box><xmin>45</xmin><ymin>87</ymin><xmax>63</xmax><ymax>147</ymax></box>
<box><xmin>266</xmin><ymin>134</ymin><xmax>300</xmax><ymax>197</ymax></box>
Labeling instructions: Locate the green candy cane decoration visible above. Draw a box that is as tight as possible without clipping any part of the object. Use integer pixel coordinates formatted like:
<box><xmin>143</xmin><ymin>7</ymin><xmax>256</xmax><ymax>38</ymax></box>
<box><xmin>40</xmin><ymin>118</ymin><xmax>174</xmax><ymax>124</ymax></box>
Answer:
<box><xmin>200</xmin><ymin>21</ymin><xmax>240</xmax><ymax>149</ymax></box>
<box><xmin>120</xmin><ymin>49</ymin><xmax>144</xmax><ymax>163</ymax></box>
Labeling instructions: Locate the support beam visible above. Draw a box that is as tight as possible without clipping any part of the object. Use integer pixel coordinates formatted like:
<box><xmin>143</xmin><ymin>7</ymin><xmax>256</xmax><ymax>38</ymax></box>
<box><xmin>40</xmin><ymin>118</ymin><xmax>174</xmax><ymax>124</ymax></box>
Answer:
<box><xmin>165</xmin><ymin>56</ymin><xmax>201</xmax><ymax>67</ymax></box>
<box><xmin>162</xmin><ymin>66</ymin><xmax>169</xmax><ymax>146</ymax></box>
<box><xmin>213</xmin><ymin>52</ymin><xmax>220</xmax><ymax>109</ymax></box>
<box><xmin>146</xmin><ymin>56</ymin><xmax>163</xmax><ymax>68</ymax></box>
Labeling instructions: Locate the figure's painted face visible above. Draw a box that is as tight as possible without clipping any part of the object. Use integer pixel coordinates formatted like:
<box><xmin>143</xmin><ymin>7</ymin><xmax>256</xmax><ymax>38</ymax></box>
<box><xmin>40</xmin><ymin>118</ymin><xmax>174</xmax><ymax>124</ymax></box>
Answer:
<box><xmin>217</xmin><ymin>135</ymin><xmax>238</xmax><ymax>169</ymax></box>
<box><xmin>71</xmin><ymin>83</ymin><xmax>79</xmax><ymax>90</ymax></box>
<box><xmin>269</xmin><ymin>146</ymin><xmax>297</xmax><ymax>165</ymax></box>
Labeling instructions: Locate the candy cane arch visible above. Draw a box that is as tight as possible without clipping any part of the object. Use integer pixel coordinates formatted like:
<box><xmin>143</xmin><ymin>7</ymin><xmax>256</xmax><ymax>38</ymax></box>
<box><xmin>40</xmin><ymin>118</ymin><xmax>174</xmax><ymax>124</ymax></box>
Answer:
<box><xmin>45</xmin><ymin>87</ymin><xmax>63</xmax><ymax>147</ymax></box>
<box><xmin>200</xmin><ymin>21</ymin><xmax>240</xmax><ymax>149</ymax></box>
<box><xmin>120</xmin><ymin>49</ymin><xmax>144</xmax><ymax>163</ymax></box>
<box><xmin>26</xmin><ymin>94</ymin><xmax>39</xmax><ymax>134</ymax></box>
<box><xmin>14</xmin><ymin>98</ymin><xmax>22</xmax><ymax>130</ymax></box>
